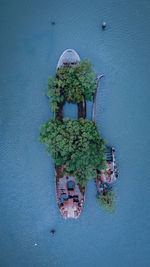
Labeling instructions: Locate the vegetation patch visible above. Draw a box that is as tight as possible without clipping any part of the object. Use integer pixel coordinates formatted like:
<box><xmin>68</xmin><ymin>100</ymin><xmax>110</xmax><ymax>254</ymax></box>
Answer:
<box><xmin>97</xmin><ymin>190</ymin><xmax>117</xmax><ymax>214</ymax></box>
<box><xmin>39</xmin><ymin>118</ymin><xmax>106</xmax><ymax>186</ymax></box>
<box><xmin>44</xmin><ymin>59</ymin><xmax>97</xmax><ymax>112</ymax></box>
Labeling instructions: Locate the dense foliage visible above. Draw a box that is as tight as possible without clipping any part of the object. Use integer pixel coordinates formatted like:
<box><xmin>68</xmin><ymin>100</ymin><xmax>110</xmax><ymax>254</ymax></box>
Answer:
<box><xmin>44</xmin><ymin>59</ymin><xmax>97</xmax><ymax>112</ymax></box>
<box><xmin>97</xmin><ymin>190</ymin><xmax>117</xmax><ymax>214</ymax></box>
<box><xmin>39</xmin><ymin>118</ymin><xmax>106</xmax><ymax>186</ymax></box>
<box><xmin>39</xmin><ymin>56</ymin><xmax>118</xmax><ymax>214</ymax></box>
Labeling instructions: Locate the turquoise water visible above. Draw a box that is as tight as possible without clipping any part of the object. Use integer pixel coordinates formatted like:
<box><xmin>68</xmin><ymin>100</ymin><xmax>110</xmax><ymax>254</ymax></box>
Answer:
<box><xmin>0</xmin><ymin>0</ymin><xmax>150</xmax><ymax>266</ymax></box>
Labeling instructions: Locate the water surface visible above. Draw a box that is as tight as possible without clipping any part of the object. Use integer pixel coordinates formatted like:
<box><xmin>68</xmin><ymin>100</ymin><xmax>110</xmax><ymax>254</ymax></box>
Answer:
<box><xmin>0</xmin><ymin>0</ymin><xmax>150</xmax><ymax>266</ymax></box>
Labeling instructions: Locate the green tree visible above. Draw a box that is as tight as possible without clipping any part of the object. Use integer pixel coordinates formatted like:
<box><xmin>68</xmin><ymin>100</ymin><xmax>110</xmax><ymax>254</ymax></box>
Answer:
<box><xmin>44</xmin><ymin>59</ymin><xmax>97</xmax><ymax>112</ymax></box>
<box><xmin>39</xmin><ymin>118</ymin><xmax>107</xmax><ymax>186</ymax></box>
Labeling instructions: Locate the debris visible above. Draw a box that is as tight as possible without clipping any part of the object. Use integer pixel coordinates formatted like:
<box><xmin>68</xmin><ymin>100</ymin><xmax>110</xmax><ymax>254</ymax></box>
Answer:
<box><xmin>102</xmin><ymin>22</ymin><xmax>106</xmax><ymax>30</ymax></box>
<box><xmin>50</xmin><ymin>229</ymin><xmax>56</xmax><ymax>236</ymax></box>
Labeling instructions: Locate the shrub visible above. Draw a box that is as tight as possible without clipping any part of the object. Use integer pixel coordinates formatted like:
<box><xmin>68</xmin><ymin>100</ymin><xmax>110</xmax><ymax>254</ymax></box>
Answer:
<box><xmin>97</xmin><ymin>191</ymin><xmax>117</xmax><ymax>214</ymax></box>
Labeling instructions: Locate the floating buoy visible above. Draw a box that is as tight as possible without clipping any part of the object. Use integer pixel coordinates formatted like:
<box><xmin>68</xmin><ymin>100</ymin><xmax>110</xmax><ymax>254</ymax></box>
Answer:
<box><xmin>51</xmin><ymin>21</ymin><xmax>55</xmax><ymax>25</ymax></box>
<box><xmin>102</xmin><ymin>22</ymin><xmax>106</xmax><ymax>30</ymax></box>
<box><xmin>50</xmin><ymin>229</ymin><xmax>56</xmax><ymax>236</ymax></box>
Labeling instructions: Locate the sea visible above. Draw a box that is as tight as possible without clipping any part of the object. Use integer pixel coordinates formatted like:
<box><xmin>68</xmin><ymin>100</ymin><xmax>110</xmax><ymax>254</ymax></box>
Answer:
<box><xmin>0</xmin><ymin>0</ymin><xmax>150</xmax><ymax>266</ymax></box>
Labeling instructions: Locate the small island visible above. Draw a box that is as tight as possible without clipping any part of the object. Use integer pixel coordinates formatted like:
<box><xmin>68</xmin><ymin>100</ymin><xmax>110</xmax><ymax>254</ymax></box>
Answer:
<box><xmin>39</xmin><ymin>49</ymin><xmax>118</xmax><ymax>218</ymax></box>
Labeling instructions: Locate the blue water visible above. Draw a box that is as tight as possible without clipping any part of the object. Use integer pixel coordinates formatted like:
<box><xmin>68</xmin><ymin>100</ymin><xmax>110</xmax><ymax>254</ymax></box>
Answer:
<box><xmin>0</xmin><ymin>0</ymin><xmax>150</xmax><ymax>266</ymax></box>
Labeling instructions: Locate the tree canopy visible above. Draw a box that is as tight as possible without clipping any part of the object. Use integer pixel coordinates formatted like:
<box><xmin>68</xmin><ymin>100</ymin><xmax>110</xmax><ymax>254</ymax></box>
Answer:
<box><xmin>39</xmin><ymin>118</ymin><xmax>106</xmax><ymax>186</ymax></box>
<box><xmin>44</xmin><ymin>59</ymin><xmax>97</xmax><ymax>112</ymax></box>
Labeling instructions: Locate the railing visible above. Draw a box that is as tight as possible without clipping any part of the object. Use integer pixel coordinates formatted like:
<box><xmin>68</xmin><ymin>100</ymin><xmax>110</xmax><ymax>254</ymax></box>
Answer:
<box><xmin>92</xmin><ymin>74</ymin><xmax>104</xmax><ymax>121</ymax></box>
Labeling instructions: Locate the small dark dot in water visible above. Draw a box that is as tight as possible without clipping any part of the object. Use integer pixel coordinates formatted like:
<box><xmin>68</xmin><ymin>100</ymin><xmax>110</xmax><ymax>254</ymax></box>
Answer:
<box><xmin>102</xmin><ymin>22</ymin><xmax>106</xmax><ymax>30</ymax></box>
<box><xmin>50</xmin><ymin>229</ymin><xmax>56</xmax><ymax>236</ymax></box>
<box><xmin>51</xmin><ymin>21</ymin><xmax>56</xmax><ymax>25</ymax></box>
